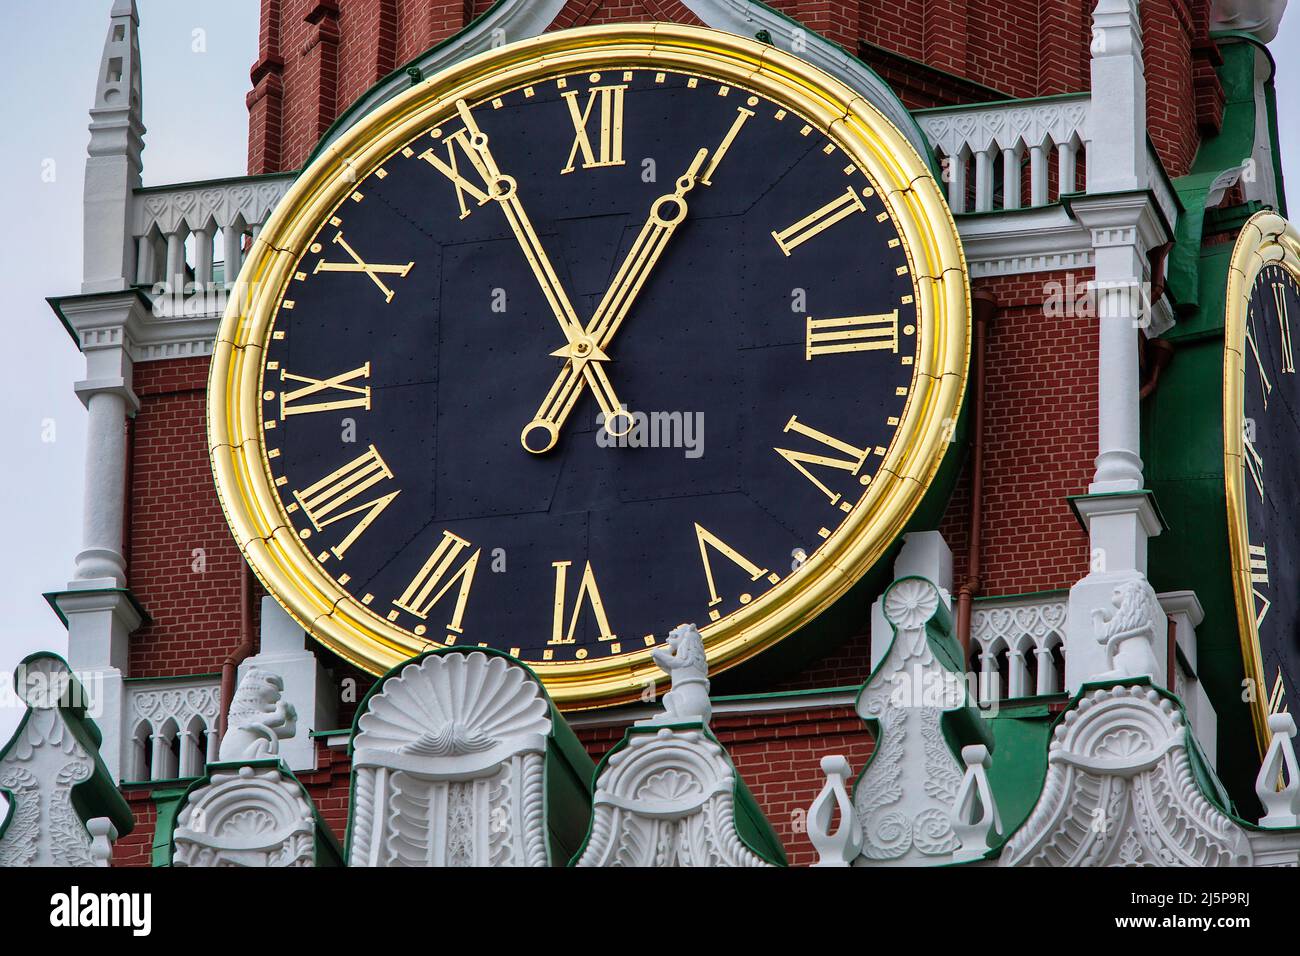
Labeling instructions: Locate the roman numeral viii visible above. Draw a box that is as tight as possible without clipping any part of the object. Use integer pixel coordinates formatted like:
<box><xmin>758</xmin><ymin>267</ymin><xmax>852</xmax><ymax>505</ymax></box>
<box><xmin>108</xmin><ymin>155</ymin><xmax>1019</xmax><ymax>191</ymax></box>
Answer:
<box><xmin>291</xmin><ymin>445</ymin><xmax>398</xmax><ymax>559</ymax></box>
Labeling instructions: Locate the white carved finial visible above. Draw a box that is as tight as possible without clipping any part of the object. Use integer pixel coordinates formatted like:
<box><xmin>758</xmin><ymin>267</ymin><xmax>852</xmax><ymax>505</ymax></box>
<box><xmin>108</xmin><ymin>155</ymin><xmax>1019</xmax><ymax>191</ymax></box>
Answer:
<box><xmin>218</xmin><ymin>668</ymin><xmax>297</xmax><ymax>762</ymax></box>
<box><xmin>1091</xmin><ymin>579</ymin><xmax>1162</xmax><ymax>682</ymax></box>
<box><xmin>1210</xmin><ymin>0</ymin><xmax>1289</xmax><ymax>42</ymax></box>
<box><xmin>86</xmin><ymin>818</ymin><xmax>117</xmax><ymax>867</ymax></box>
<box><xmin>808</xmin><ymin>755</ymin><xmax>861</xmax><ymax>867</ymax></box>
<box><xmin>1257</xmin><ymin>713</ymin><xmax>1300</xmax><ymax>827</ymax></box>
<box><xmin>640</xmin><ymin>623</ymin><xmax>711</xmax><ymax>726</ymax></box>
<box><xmin>951</xmin><ymin>745</ymin><xmax>1001</xmax><ymax>863</ymax></box>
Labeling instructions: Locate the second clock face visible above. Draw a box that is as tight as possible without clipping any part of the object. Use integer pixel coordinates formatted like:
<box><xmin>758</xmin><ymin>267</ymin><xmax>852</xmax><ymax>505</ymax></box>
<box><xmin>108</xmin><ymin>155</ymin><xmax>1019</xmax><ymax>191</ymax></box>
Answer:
<box><xmin>1238</xmin><ymin>261</ymin><xmax>1300</xmax><ymax>723</ymax></box>
<box><xmin>256</xmin><ymin>63</ymin><xmax>924</xmax><ymax>680</ymax></box>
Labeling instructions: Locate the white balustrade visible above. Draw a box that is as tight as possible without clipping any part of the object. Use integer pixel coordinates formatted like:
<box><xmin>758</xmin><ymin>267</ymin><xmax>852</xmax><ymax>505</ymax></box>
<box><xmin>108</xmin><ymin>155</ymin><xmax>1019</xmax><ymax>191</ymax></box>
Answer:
<box><xmin>969</xmin><ymin>595</ymin><xmax>1068</xmax><ymax>704</ymax></box>
<box><xmin>916</xmin><ymin>94</ymin><xmax>1090</xmax><ymax>215</ymax></box>
<box><xmin>130</xmin><ymin>174</ymin><xmax>294</xmax><ymax>315</ymax></box>
<box><xmin>124</xmin><ymin>677</ymin><xmax>221</xmax><ymax>783</ymax></box>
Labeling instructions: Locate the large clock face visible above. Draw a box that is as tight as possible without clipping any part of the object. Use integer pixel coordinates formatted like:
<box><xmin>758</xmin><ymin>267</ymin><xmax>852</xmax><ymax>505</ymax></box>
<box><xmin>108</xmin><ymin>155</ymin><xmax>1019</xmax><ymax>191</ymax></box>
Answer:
<box><xmin>1226</xmin><ymin>214</ymin><xmax>1300</xmax><ymax>743</ymax></box>
<box><xmin>210</xmin><ymin>26</ymin><xmax>968</xmax><ymax>707</ymax></box>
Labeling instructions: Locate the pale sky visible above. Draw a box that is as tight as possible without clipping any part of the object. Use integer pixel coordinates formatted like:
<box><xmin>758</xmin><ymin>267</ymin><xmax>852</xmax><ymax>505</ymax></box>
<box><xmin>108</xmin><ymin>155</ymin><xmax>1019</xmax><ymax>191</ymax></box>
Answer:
<box><xmin>0</xmin><ymin>1</ymin><xmax>1296</xmax><ymax>744</ymax></box>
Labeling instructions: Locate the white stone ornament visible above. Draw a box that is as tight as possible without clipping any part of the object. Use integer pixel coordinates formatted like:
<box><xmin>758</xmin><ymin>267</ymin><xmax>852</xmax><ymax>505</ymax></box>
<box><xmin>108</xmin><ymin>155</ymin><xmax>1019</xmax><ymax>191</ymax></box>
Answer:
<box><xmin>852</xmin><ymin>576</ymin><xmax>987</xmax><ymax>866</ymax></box>
<box><xmin>348</xmin><ymin>651</ymin><xmax>556</xmax><ymax>867</ymax></box>
<box><xmin>808</xmin><ymin>755</ymin><xmax>862</xmax><ymax>867</ymax></box>
<box><xmin>1256</xmin><ymin>713</ymin><xmax>1300</xmax><ymax>828</ymax></box>
<box><xmin>1210</xmin><ymin>0</ymin><xmax>1289</xmax><ymax>41</ymax></box>
<box><xmin>574</xmin><ymin>726</ymin><xmax>782</xmax><ymax>867</ymax></box>
<box><xmin>173</xmin><ymin>765</ymin><xmax>316</xmax><ymax>867</ymax></box>
<box><xmin>218</xmin><ymin>668</ymin><xmax>298</xmax><ymax>762</ymax></box>
<box><xmin>951</xmin><ymin>745</ymin><xmax>1001</xmax><ymax>863</ymax></box>
<box><xmin>0</xmin><ymin>655</ymin><xmax>131</xmax><ymax>867</ymax></box>
<box><xmin>1000</xmin><ymin>684</ymin><xmax>1253</xmax><ymax>866</ymax></box>
<box><xmin>1091</xmin><ymin>579</ymin><xmax>1163</xmax><ymax>682</ymax></box>
<box><xmin>641</xmin><ymin>623</ymin><xmax>711</xmax><ymax>726</ymax></box>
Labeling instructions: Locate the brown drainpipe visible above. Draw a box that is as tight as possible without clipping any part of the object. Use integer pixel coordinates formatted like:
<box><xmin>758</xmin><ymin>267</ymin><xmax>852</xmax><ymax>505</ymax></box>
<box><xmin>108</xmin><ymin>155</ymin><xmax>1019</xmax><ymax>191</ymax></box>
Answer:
<box><xmin>219</xmin><ymin>560</ymin><xmax>255</xmax><ymax>738</ymax></box>
<box><xmin>956</xmin><ymin>290</ymin><xmax>997</xmax><ymax>660</ymax></box>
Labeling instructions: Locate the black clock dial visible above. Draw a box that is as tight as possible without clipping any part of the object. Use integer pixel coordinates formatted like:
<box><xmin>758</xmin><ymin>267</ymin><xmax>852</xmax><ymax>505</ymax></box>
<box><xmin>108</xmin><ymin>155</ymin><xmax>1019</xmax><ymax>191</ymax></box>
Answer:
<box><xmin>1241</xmin><ymin>263</ymin><xmax>1300</xmax><ymax>715</ymax></box>
<box><xmin>258</xmin><ymin>67</ymin><xmax>919</xmax><ymax>666</ymax></box>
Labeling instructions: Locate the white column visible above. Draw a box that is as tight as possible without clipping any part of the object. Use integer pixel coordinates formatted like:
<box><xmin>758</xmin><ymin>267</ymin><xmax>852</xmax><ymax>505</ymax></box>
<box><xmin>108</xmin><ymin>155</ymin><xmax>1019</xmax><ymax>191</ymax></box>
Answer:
<box><xmin>1060</xmin><ymin>0</ymin><xmax>1173</xmax><ymax>692</ymax></box>
<box><xmin>75</xmin><ymin>389</ymin><xmax>129</xmax><ymax>585</ymax></box>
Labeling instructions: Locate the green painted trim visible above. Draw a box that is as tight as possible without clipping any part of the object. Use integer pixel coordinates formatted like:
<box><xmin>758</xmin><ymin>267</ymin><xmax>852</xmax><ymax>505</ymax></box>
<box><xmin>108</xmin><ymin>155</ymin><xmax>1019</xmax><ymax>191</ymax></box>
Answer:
<box><xmin>43</xmin><ymin>587</ymin><xmax>150</xmax><ymax>630</ymax></box>
<box><xmin>309</xmin><ymin>728</ymin><xmax>350</xmax><ymax>738</ymax></box>
<box><xmin>973</xmin><ymin>588</ymin><xmax>1069</xmax><ymax>604</ymax></box>
<box><xmin>135</xmin><ymin>171</ymin><xmax>295</xmax><ymax>195</ymax></box>
<box><xmin>119</xmin><ymin>777</ymin><xmax>202</xmax><ymax>789</ymax></box>
<box><xmin>164</xmin><ymin>758</ymin><xmax>344</xmax><ymax>866</ymax></box>
<box><xmin>709</xmin><ymin>684</ymin><xmax>860</xmax><ymax>703</ymax></box>
<box><xmin>343</xmin><ymin>646</ymin><xmax>594</xmax><ymax>866</ymax></box>
<box><xmin>911</xmin><ymin>91</ymin><xmax>1086</xmax><ymax>115</ymax></box>
<box><xmin>1065</xmin><ymin>488</ymin><xmax>1168</xmax><ymax>533</ymax></box>
<box><xmin>123</xmin><ymin>672</ymin><xmax>221</xmax><ymax>683</ymax></box>
<box><xmin>1209</xmin><ymin>31</ymin><xmax>1277</xmax><ymax>82</ymax></box>
<box><xmin>150</xmin><ymin>787</ymin><xmax>188</xmax><ymax>867</ymax></box>
<box><xmin>969</xmin><ymin>676</ymin><xmax>1274</xmax><ymax>863</ymax></box>
<box><xmin>0</xmin><ymin>652</ymin><xmax>134</xmax><ymax>842</ymax></box>
<box><xmin>567</xmin><ymin>720</ymin><xmax>787</xmax><ymax>866</ymax></box>
<box><xmin>952</xmin><ymin>200</ymin><xmax>1066</xmax><ymax>221</ymax></box>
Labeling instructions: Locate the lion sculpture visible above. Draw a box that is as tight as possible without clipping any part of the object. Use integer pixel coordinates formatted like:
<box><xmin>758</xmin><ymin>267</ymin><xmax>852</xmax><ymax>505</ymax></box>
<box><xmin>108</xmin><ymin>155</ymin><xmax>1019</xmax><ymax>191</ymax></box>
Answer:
<box><xmin>644</xmin><ymin>623</ymin><xmax>711</xmax><ymax>725</ymax></box>
<box><xmin>218</xmin><ymin>668</ymin><xmax>299</xmax><ymax>762</ymax></box>
<box><xmin>1091</xmin><ymin>579</ymin><xmax>1162</xmax><ymax>682</ymax></box>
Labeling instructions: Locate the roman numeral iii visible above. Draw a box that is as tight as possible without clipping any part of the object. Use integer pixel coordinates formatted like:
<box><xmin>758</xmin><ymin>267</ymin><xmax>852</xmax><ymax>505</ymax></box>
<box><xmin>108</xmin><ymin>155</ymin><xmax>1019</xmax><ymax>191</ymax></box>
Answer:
<box><xmin>393</xmin><ymin>531</ymin><xmax>481</xmax><ymax>636</ymax></box>
<box><xmin>291</xmin><ymin>445</ymin><xmax>398</xmax><ymax>559</ymax></box>
<box><xmin>279</xmin><ymin>363</ymin><xmax>372</xmax><ymax>419</ymax></box>
<box><xmin>806</xmin><ymin>311</ymin><xmax>899</xmax><ymax>359</ymax></box>
<box><xmin>550</xmin><ymin>560</ymin><xmax>616</xmax><ymax>645</ymax></box>
<box><xmin>561</xmin><ymin>84</ymin><xmax>627</xmax><ymax>173</ymax></box>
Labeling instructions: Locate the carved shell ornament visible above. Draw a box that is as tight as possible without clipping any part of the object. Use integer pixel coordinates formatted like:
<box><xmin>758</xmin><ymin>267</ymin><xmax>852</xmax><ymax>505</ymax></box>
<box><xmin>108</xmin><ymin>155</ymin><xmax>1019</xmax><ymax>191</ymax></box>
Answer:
<box><xmin>355</xmin><ymin>652</ymin><xmax>551</xmax><ymax>759</ymax></box>
<box><xmin>883</xmin><ymin>578</ymin><xmax>940</xmax><ymax>630</ymax></box>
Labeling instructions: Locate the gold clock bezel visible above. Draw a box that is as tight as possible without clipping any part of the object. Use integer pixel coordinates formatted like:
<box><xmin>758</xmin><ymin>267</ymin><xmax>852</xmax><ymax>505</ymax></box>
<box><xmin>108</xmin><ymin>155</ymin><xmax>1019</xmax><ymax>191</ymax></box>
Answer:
<box><xmin>1223</xmin><ymin>210</ymin><xmax>1300</xmax><ymax>751</ymax></box>
<box><xmin>207</xmin><ymin>24</ymin><xmax>970</xmax><ymax>709</ymax></box>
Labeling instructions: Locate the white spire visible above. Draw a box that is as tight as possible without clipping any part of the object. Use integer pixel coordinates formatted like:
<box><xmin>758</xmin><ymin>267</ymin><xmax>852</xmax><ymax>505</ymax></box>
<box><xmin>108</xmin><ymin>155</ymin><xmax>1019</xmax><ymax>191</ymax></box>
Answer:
<box><xmin>84</xmin><ymin>0</ymin><xmax>144</xmax><ymax>293</ymax></box>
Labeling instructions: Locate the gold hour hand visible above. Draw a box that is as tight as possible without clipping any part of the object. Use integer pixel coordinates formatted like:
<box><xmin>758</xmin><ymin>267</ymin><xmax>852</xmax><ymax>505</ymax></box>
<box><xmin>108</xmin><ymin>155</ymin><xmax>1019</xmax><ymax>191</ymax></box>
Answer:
<box><xmin>454</xmin><ymin>100</ymin><xmax>590</xmax><ymax>351</ymax></box>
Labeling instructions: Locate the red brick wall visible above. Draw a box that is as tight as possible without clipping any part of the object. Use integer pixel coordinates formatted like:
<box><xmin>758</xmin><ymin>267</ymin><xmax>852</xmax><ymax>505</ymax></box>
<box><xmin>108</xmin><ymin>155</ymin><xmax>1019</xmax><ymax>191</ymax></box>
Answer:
<box><xmin>112</xmin><ymin>790</ymin><xmax>157</xmax><ymax>867</ymax></box>
<box><xmin>127</xmin><ymin>358</ymin><xmax>255</xmax><ymax>678</ymax></box>
<box><xmin>1141</xmin><ymin>0</ymin><xmax>1202</xmax><ymax>179</ymax></box>
<box><xmin>248</xmin><ymin>1</ymin><xmax>1109</xmax><ymax>174</ymax></box>
<box><xmin>940</xmin><ymin>271</ymin><xmax>1097</xmax><ymax>596</ymax></box>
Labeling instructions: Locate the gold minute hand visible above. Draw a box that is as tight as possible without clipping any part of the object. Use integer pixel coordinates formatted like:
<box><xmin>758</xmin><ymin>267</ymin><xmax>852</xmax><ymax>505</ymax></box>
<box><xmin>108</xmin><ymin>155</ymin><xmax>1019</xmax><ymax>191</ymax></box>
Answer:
<box><xmin>519</xmin><ymin>148</ymin><xmax>710</xmax><ymax>455</ymax></box>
